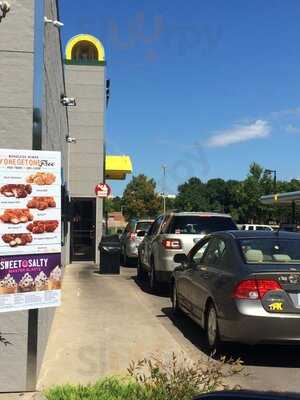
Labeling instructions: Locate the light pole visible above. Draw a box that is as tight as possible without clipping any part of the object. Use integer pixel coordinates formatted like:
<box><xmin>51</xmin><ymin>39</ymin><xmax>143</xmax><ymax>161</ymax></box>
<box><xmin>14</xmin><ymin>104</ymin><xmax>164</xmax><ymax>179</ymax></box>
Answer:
<box><xmin>161</xmin><ymin>165</ymin><xmax>167</xmax><ymax>214</ymax></box>
<box><xmin>265</xmin><ymin>169</ymin><xmax>277</xmax><ymax>193</ymax></box>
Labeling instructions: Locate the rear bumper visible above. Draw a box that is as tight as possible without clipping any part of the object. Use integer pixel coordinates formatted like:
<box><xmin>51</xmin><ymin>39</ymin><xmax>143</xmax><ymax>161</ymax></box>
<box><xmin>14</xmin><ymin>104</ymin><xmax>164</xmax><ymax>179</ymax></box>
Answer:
<box><xmin>125</xmin><ymin>242</ymin><xmax>139</xmax><ymax>258</ymax></box>
<box><xmin>220</xmin><ymin>300</ymin><xmax>300</xmax><ymax>345</ymax></box>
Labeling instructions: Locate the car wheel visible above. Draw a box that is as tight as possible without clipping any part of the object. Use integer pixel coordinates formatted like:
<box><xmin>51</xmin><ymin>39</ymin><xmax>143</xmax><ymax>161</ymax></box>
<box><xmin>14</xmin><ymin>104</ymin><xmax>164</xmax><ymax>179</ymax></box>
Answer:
<box><xmin>149</xmin><ymin>260</ymin><xmax>157</xmax><ymax>292</ymax></box>
<box><xmin>137</xmin><ymin>257</ymin><xmax>146</xmax><ymax>281</ymax></box>
<box><xmin>122</xmin><ymin>250</ymin><xmax>127</xmax><ymax>266</ymax></box>
<box><xmin>172</xmin><ymin>281</ymin><xmax>181</xmax><ymax>314</ymax></box>
<box><xmin>206</xmin><ymin>303</ymin><xmax>221</xmax><ymax>351</ymax></box>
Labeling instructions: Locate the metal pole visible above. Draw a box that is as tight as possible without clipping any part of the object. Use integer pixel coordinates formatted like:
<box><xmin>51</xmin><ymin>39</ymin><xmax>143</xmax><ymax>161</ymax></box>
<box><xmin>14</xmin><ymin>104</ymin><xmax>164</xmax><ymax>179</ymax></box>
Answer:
<box><xmin>162</xmin><ymin>165</ymin><xmax>166</xmax><ymax>214</ymax></box>
<box><xmin>26</xmin><ymin>309</ymin><xmax>38</xmax><ymax>390</ymax></box>
<box><xmin>274</xmin><ymin>170</ymin><xmax>277</xmax><ymax>193</ymax></box>
<box><xmin>292</xmin><ymin>201</ymin><xmax>296</xmax><ymax>224</ymax></box>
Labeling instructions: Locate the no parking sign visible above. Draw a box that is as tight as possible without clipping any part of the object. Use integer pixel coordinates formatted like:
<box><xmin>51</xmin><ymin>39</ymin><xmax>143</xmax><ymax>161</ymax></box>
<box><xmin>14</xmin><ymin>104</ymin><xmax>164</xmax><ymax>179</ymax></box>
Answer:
<box><xmin>95</xmin><ymin>183</ymin><xmax>111</xmax><ymax>198</ymax></box>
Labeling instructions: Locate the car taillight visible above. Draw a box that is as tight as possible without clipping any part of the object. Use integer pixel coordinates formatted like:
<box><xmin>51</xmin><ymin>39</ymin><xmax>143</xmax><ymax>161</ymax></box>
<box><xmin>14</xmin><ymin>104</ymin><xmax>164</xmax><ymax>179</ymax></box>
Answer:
<box><xmin>162</xmin><ymin>239</ymin><xmax>182</xmax><ymax>250</ymax></box>
<box><xmin>129</xmin><ymin>233</ymin><xmax>137</xmax><ymax>241</ymax></box>
<box><xmin>233</xmin><ymin>279</ymin><xmax>282</xmax><ymax>300</ymax></box>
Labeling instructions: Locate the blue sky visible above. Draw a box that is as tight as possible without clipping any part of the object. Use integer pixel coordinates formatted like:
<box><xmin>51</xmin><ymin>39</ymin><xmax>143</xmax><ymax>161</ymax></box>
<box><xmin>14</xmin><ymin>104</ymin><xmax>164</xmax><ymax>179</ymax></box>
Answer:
<box><xmin>59</xmin><ymin>0</ymin><xmax>300</xmax><ymax>196</ymax></box>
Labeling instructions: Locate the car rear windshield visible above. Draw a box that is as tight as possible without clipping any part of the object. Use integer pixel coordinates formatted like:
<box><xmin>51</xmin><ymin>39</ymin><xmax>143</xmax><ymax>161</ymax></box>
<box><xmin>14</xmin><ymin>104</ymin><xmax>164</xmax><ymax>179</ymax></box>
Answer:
<box><xmin>239</xmin><ymin>238</ymin><xmax>300</xmax><ymax>264</ymax></box>
<box><xmin>166</xmin><ymin>216</ymin><xmax>237</xmax><ymax>235</ymax></box>
<box><xmin>136</xmin><ymin>221</ymin><xmax>152</xmax><ymax>232</ymax></box>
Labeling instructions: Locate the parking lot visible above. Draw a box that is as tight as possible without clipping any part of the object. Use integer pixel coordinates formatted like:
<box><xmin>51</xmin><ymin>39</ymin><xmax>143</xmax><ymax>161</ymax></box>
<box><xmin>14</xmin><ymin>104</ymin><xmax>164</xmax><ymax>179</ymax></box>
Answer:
<box><xmin>38</xmin><ymin>263</ymin><xmax>300</xmax><ymax>392</ymax></box>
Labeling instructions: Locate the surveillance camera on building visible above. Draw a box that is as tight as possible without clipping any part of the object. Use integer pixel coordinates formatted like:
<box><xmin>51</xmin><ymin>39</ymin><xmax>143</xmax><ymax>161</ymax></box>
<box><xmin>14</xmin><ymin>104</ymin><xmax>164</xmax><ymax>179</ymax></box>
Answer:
<box><xmin>53</xmin><ymin>20</ymin><xmax>64</xmax><ymax>27</ymax></box>
<box><xmin>44</xmin><ymin>17</ymin><xmax>64</xmax><ymax>28</ymax></box>
<box><xmin>0</xmin><ymin>1</ymin><xmax>10</xmax><ymax>12</ymax></box>
<box><xmin>61</xmin><ymin>97</ymin><xmax>76</xmax><ymax>106</ymax></box>
<box><xmin>66</xmin><ymin>136</ymin><xmax>77</xmax><ymax>144</ymax></box>
<box><xmin>0</xmin><ymin>1</ymin><xmax>10</xmax><ymax>21</ymax></box>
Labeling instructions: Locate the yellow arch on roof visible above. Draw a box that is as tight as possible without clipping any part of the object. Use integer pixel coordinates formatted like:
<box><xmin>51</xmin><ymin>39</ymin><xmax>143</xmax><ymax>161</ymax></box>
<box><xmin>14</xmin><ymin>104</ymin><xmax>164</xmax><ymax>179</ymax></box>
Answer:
<box><xmin>65</xmin><ymin>34</ymin><xmax>105</xmax><ymax>61</ymax></box>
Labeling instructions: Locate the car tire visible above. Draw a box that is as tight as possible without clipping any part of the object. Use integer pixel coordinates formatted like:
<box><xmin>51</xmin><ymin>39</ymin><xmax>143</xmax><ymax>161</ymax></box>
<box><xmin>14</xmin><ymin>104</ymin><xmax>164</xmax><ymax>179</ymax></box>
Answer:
<box><xmin>123</xmin><ymin>250</ymin><xmax>130</xmax><ymax>267</ymax></box>
<box><xmin>206</xmin><ymin>303</ymin><xmax>221</xmax><ymax>352</ymax></box>
<box><xmin>137</xmin><ymin>257</ymin><xmax>147</xmax><ymax>281</ymax></box>
<box><xmin>171</xmin><ymin>281</ymin><xmax>181</xmax><ymax>314</ymax></box>
<box><xmin>149</xmin><ymin>259</ymin><xmax>158</xmax><ymax>292</ymax></box>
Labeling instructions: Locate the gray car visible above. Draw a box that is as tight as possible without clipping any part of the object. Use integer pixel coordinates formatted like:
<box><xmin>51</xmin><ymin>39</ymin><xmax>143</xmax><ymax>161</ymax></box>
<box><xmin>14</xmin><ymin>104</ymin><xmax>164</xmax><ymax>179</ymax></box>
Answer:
<box><xmin>171</xmin><ymin>230</ymin><xmax>300</xmax><ymax>349</ymax></box>
<box><xmin>138</xmin><ymin>212</ymin><xmax>237</xmax><ymax>290</ymax></box>
<box><xmin>120</xmin><ymin>219</ymin><xmax>154</xmax><ymax>265</ymax></box>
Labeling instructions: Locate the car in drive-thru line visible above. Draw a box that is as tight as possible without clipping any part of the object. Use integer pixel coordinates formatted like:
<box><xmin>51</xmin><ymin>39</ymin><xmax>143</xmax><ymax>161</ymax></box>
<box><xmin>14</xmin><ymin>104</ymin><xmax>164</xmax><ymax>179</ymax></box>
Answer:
<box><xmin>137</xmin><ymin>212</ymin><xmax>237</xmax><ymax>290</ymax></box>
<box><xmin>241</xmin><ymin>224</ymin><xmax>273</xmax><ymax>231</ymax></box>
<box><xmin>120</xmin><ymin>219</ymin><xmax>154</xmax><ymax>265</ymax></box>
<box><xmin>171</xmin><ymin>230</ymin><xmax>300</xmax><ymax>349</ymax></box>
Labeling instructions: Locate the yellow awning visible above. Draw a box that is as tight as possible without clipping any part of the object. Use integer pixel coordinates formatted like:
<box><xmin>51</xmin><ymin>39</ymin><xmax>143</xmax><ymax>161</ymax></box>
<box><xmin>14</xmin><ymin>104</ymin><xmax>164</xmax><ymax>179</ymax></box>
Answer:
<box><xmin>105</xmin><ymin>155</ymin><xmax>133</xmax><ymax>180</ymax></box>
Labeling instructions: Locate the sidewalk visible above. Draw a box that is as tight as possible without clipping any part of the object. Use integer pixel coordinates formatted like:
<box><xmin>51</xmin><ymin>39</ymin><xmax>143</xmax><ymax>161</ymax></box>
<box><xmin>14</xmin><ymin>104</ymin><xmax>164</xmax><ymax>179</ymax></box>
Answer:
<box><xmin>37</xmin><ymin>264</ymin><xmax>188</xmax><ymax>389</ymax></box>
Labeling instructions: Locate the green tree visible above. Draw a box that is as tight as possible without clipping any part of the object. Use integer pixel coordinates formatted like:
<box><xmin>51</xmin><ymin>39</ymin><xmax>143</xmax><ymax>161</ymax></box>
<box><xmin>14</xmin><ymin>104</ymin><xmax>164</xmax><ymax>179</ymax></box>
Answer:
<box><xmin>122</xmin><ymin>175</ymin><xmax>161</xmax><ymax>219</ymax></box>
<box><xmin>105</xmin><ymin>196</ymin><xmax>123</xmax><ymax>213</ymax></box>
<box><xmin>175</xmin><ymin>177</ymin><xmax>209</xmax><ymax>212</ymax></box>
<box><xmin>206</xmin><ymin>178</ymin><xmax>227</xmax><ymax>212</ymax></box>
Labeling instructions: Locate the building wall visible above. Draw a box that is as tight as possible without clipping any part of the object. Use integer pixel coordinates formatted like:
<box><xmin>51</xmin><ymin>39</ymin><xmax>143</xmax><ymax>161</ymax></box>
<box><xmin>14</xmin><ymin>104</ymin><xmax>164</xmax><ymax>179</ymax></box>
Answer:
<box><xmin>0</xmin><ymin>0</ymin><xmax>69</xmax><ymax>391</ymax></box>
<box><xmin>38</xmin><ymin>0</ymin><xmax>69</xmax><ymax>382</ymax></box>
<box><xmin>65</xmin><ymin>63</ymin><xmax>105</xmax><ymax>262</ymax></box>
<box><xmin>0</xmin><ymin>0</ymin><xmax>34</xmax><ymax>392</ymax></box>
<box><xmin>0</xmin><ymin>0</ymin><xmax>34</xmax><ymax>149</ymax></box>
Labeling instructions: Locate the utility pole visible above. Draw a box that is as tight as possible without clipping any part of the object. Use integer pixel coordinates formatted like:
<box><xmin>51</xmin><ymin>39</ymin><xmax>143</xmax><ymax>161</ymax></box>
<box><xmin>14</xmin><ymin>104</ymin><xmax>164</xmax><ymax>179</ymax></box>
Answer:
<box><xmin>162</xmin><ymin>165</ymin><xmax>167</xmax><ymax>214</ymax></box>
<box><xmin>265</xmin><ymin>169</ymin><xmax>277</xmax><ymax>193</ymax></box>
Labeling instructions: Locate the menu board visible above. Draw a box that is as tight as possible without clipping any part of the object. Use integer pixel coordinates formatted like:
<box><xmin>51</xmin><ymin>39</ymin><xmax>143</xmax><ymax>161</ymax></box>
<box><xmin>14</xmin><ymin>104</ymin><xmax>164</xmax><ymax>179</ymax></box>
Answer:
<box><xmin>0</xmin><ymin>149</ymin><xmax>61</xmax><ymax>312</ymax></box>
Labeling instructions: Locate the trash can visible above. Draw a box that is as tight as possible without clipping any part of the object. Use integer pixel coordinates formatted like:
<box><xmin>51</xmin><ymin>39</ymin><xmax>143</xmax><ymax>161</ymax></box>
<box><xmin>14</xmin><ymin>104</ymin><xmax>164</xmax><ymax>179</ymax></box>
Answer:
<box><xmin>99</xmin><ymin>234</ymin><xmax>121</xmax><ymax>274</ymax></box>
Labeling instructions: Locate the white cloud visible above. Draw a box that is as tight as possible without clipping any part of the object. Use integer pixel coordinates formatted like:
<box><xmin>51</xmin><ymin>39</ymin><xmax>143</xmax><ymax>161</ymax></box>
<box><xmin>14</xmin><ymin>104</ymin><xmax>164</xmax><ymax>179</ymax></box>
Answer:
<box><xmin>205</xmin><ymin>120</ymin><xmax>271</xmax><ymax>148</ymax></box>
<box><xmin>285</xmin><ymin>124</ymin><xmax>300</xmax><ymax>134</ymax></box>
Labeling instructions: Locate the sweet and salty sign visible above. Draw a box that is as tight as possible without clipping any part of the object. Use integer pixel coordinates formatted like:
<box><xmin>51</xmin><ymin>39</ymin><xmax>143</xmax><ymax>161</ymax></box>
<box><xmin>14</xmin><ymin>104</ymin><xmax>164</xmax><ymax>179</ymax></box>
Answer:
<box><xmin>0</xmin><ymin>149</ymin><xmax>62</xmax><ymax>312</ymax></box>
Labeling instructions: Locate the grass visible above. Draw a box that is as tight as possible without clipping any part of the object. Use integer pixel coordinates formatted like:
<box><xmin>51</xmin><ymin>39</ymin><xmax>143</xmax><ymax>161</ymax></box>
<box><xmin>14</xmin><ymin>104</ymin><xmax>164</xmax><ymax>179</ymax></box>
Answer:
<box><xmin>44</xmin><ymin>353</ymin><xmax>243</xmax><ymax>400</ymax></box>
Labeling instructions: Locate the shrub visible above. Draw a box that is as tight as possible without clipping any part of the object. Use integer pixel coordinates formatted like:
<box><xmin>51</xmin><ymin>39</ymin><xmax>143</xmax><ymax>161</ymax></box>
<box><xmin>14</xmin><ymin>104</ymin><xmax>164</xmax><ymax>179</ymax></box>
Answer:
<box><xmin>44</xmin><ymin>353</ymin><xmax>243</xmax><ymax>400</ymax></box>
<box><xmin>128</xmin><ymin>352</ymin><xmax>243</xmax><ymax>400</ymax></box>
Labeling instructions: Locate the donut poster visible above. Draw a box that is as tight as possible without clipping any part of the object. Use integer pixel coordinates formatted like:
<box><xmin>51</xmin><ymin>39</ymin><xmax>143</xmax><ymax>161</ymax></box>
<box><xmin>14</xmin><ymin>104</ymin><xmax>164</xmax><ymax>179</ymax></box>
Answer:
<box><xmin>0</xmin><ymin>149</ymin><xmax>61</xmax><ymax>312</ymax></box>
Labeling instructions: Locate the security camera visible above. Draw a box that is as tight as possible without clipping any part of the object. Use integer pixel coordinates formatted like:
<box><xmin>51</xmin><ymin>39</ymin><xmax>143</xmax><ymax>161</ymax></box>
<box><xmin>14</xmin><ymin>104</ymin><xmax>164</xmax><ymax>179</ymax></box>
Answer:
<box><xmin>53</xmin><ymin>20</ymin><xmax>64</xmax><ymax>27</ymax></box>
<box><xmin>66</xmin><ymin>136</ymin><xmax>77</xmax><ymax>144</ymax></box>
<box><xmin>61</xmin><ymin>96</ymin><xmax>76</xmax><ymax>106</ymax></box>
<box><xmin>0</xmin><ymin>1</ymin><xmax>10</xmax><ymax>21</ymax></box>
<box><xmin>44</xmin><ymin>17</ymin><xmax>64</xmax><ymax>27</ymax></box>
<box><xmin>0</xmin><ymin>1</ymin><xmax>10</xmax><ymax>13</ymax></box>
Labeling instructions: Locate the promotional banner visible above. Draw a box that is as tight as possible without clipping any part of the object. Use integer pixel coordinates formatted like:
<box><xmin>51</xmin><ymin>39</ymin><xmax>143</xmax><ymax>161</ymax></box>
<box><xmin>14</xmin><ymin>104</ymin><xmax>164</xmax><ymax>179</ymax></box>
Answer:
<box><xmin>0</xmin><ymin>149</ymin><xmax>61</xmax><ymax>312</ymax></box>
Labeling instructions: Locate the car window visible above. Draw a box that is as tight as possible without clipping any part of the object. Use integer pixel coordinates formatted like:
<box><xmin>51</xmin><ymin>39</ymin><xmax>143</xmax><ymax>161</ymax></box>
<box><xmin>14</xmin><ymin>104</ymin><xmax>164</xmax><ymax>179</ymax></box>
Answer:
<box><xmin>202</xmin><ymin>238</ymin><xmax>227</xmax><ymax>266</ymax></box>
<box><xmin>248</xmin><ymin>226</ymin><xmax>254</xmax><ymax>230</ymax></box>
<box><xmin>148</xmin><ymin>216</ymin><xmax>163</xmax><ymax>236</ymax></box>
<box><xmin>191</xmin><ymin>240</ymin><xmax>210</xmax><ymax>264</ymax></box>
<box><xmin>239</xmin><ymin>238</ymin><xmax>300</xmax><ymax>264</ymax></box>
<box><xmin>136</xmin><ymin>221</ymin><xmax>152</xmax><ymax>232</ymax></box>
<box><xmin>256</xmin><ymin>226</ymin><xmax>269</xmax><ymax>231</ymax></box>
<box><xmin>166</xmin><ymin>215</ymin><xmax>236</xmax><ymax>234</ymax></box>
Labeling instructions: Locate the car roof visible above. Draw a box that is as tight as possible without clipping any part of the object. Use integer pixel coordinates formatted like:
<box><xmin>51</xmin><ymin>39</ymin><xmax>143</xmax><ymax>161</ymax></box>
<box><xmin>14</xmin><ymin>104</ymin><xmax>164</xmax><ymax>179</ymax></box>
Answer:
<box><xmin>216</xmin><ymin>230</ymin><xmax>300</xmax><ymax>239</ymax></box>
<box><xmin>168</xmin><ymin>212</ymin><xmax>232</xmax><ymax>218</ymax></box>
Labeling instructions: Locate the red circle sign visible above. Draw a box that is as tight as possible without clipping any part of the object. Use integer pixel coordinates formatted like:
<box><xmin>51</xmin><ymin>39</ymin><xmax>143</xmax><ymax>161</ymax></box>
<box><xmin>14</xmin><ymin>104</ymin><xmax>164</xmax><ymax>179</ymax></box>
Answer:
<box><xmin>95</xmin><ymin>183</ymin><xmax>111</xmax><ymax>198</ymax></box>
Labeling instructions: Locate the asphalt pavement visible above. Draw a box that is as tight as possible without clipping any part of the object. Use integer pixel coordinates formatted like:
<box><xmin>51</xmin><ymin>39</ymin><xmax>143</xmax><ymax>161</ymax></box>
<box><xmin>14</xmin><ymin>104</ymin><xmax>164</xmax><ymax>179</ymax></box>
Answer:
<box><xmin>37</xmin><ymin>263</ymin><xmax>300</xmax><ymax>393</ymax></box>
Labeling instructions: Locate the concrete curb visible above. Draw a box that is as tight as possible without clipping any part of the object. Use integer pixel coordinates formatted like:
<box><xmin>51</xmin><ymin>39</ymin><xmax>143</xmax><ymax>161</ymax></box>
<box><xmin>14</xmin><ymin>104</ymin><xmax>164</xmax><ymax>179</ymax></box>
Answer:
<box><xmin>0</xmin><ymin>393</ymin><xmax>46</xmax><ymax>400</ymax></box>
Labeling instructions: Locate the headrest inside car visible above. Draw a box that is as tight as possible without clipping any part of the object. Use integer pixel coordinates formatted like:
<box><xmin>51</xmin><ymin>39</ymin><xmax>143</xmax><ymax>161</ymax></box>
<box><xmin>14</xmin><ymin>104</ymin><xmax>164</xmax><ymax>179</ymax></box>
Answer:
<box><xmin>245</xmin><ymin>249</ymin><xmax>263</xmax><ymax>263</ymax></box>
<box><xmin>273</xmin><ymin>254</ymin><xmax>291</xmax><ymax>262</ymax></box>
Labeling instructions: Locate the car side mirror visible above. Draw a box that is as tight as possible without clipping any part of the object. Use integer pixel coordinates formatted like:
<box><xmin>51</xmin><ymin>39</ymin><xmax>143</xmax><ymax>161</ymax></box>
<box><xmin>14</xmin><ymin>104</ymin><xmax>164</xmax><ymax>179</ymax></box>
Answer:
<box><xmin>137</xmin><ymin>230</ymin><xmax>146</xmax><ymax>237</ymax></box>
<box><xmin>174</xmin><ymin>253</ymin><xmax>187</xmax><ymax>264</ymax></box>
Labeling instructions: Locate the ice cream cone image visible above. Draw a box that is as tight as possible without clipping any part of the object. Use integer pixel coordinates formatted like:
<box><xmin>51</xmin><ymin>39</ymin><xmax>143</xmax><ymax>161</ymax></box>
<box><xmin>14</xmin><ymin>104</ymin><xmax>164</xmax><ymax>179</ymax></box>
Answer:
<box><xmin>18</xmin><ymin>273</ymin><xmax>35</xmax><ymax>293</ymax></box>
<box><xmin>49</xmin><ymin>265</ymin><xmax>62</xmax><ymax>290</ymax></box>
<box><xmin>35</xmin><ymin>271</ymin><xmax>49</xmax><ymax>292</ymax></box>
<box><xmin>0</xmin><ymin>274</ymin><xmax>17</xmax><ymax>294</ymax></box>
